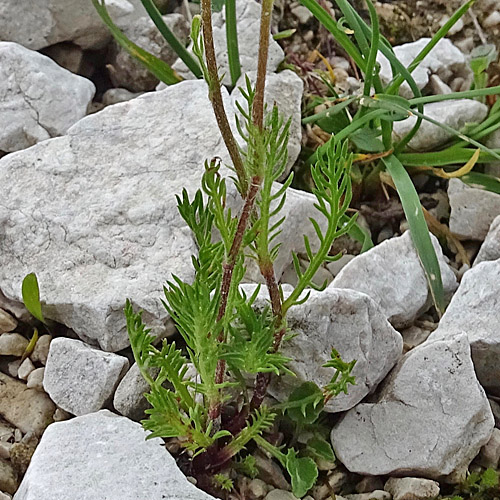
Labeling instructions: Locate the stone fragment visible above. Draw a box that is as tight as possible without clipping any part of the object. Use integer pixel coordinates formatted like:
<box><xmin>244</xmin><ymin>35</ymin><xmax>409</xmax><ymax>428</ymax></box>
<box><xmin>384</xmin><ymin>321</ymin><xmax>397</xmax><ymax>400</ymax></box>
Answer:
<box><xmin>246</xmin><ymin>478</ymin><xmax>269</xmax><ymax>500</ymax></box>
<box><xmin>246</xmin><ymin>285</ymin><xmax>403</xmax><ymax>413</ymax></box>
<box><xmin>254</xmin><ymin>452</ymin><xmax>290</xmax><ymax>491</ymax></box>
<box><xmin>0</xmin><ymin>372</ymin><xmax>55</xmax><ymax>435</ymax></box>
<box><xmin>264</xmin><ymin>492</ymin><xmax>297</xmax><ymax>500</ymax></box>
<box><xmin>0</xmin><ymin>334</ymin><xmax>28</xmax><ymax>357</ymax></box>
<box><xmin>29</xmin><ymin>335</ymin><xmax>51</xmax><ymax>366</ymax></box>
<box><xmin>43</xmin><ymin>338</ymin><xmax>129</xmax><ymax>416</ymax></box>
<box><xmin>0</xmin><ymin>0</ymin><xmax>135</xmax><ymax>50</ymax></box>
<box><xmin>108</xmin><ymin>14</ymin><xmax>189</xmax><ymax>92</ymax></box>
<box><xmin>448</xmin><ymin>179</ymin><xmax>500</xmax><ymax>240</ymax></box>
<box><xmin>0</xmin><ymin>310</ymin><xmax>17</xmax><ymax>334</ymax></box>
<box><xmin>26</xmin><ymin>368</ymin><xmax>45</xmax><ymax>391</ymax></box>
<box><xmin>0</xmin><ymin>79</ymin><xmax>317</xmax><ymax>352</ymax></box>
<box><xmin>17</xmin><ymin>359</ymin><xmax>35</xmax><ymax>381</ymax></box>
<box><xmin>377</xmin><ymin>38</ymin><xmax>471</xmax><ymax>99</ymax></box>
<box><xmin>484</xmin><ymin>11</ymin><xmax>500</xmax><ymax>28</ymax></box>
<box><xmin>346</xmin><ymin>492</ymin><xmax>391</xmax><ymax>500</ymax></box>
<box><xmin>0</xmin><ymin>459</ymin><xmax>17</xmax><ymax>495</ymax></box>
<box><xmin>384</xmin><ymin>477</ymin><xmax>440</xmax><ymax>500</ymax></box>
<box><xmin>392</xmin><ymin>100</ymin><xmax>488</xmax><ymax>152</ymax></box>
<box><xmin>476</xmin><ymin>428</ymin><xmax>500</xmax><ymax>469</ymax></box>
<box><xmin>332</xmin><ymin>231</ymin><xmax>457</xmax><ymax>328</ymax></box>
<box><xmin>475</xmin><ymin>215</ymin><xmax>500</xmax><ymax>264</ymax></box>
<box><xmin>13</xmin><ymin>410</ymin><xmax>217</xmax><ymax>500</ymax></box>
<box><xmin>0</xmin><ymin>492</ymin><xmax>12</xmax><ymax>500</ymax></box>
<box><xmin>10</xmin><ymin>432</ymin><xmax>38</xmax><ymax>475</ymax></box>
<box><xmin>428</xmin><ymin>261</ymin><xmax>500</xmax><ymax>395</ymax></box>
<box><xmin>172</xmin><ymin>0</ymin><xmax>284</xmax><ymax>85</ymax></box>
<box><xmin>102</xmin><ymin>88</ymin><xmax>143</xmax><ymax>106</ymax></box>
<box><xmin>0</xmin><ymin>42</ymin><xmax>95</xmax><ymax>153</ymax></box>
<box><xmin>331</xmin><ymin>335</ymin><xmax>493</xmax><ymax>478</ymax></box>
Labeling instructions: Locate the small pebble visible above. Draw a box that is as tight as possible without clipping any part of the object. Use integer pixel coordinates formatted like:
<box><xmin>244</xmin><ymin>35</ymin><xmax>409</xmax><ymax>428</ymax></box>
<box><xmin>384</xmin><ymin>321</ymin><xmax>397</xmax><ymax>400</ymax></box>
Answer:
<box><xmin>0</xmin><ymin>458</ymin><xmax>18</xmax><ymax>495</ymax></box>
<box><xmin>484</xmin><ymin>11</ymin><xmax>500</xmax><ymax>28</ymax></box>
<box><xmin>10</xmin><ymin>431</ymin><xmax>38</xmax><ymax>475</ymax></box>
<box><xmin>0</xmin><ymin>442</ymin><xmax>12</xmax><ymax>460</ymax></box>
<box><xmin>0</xmin><ymin>310</ymin><xmax>17</xmax><ymax>334</ymax></box>
<box><xmin>5</xmin><ymin>360</ymin><xmax>21</xmax><ymax>379</ymax></box>
<box><xmin>17</xmin><ymin>358</ymin><xmax>35</xmax><ymax>381</ymax></box>
<box><xmin>13</xmin><ymin>430</ymin><xmax>22</xmax><ymax>443</ymax></box>
<box><xmin>0</xmin><ymin>333</ymin><xmax>28</xmax><ymax>356</ymax></box>
<box><xmin>247</xmin><ymin>478</ymin><xmax>269</xmax><ymax>500</ymax></box>
<box><xmin>385</xmin><ymin>477</ymin><xmax>439</xmax><ymax>500</ymax></box>
<box><xmin>30</xmin><ymin>335</ymin><xmax>52</xmax><ymax>365</ymax></box>
<box><xmin>26</xmin><ymin>367</ymin><xmax>45</xmax><ymax>391</ymax></box>
<box><xmin>0</xmin><ymin>491</ymin><xmax>12</xmax><ymax>500</ymax></box>
<box><xmin>53</xmin><ymin>407</ymin><xmax>72</xmax><ymax>422</ymax></box>
<box><xmin>476</xmin><ymin>428</ymin><xmax>500</xmax><ymax>468</ymax></box>
<box><xmin>346</xmin><ymin>491</ymin><xmax>391</xmax><ymax>500</ymax></box>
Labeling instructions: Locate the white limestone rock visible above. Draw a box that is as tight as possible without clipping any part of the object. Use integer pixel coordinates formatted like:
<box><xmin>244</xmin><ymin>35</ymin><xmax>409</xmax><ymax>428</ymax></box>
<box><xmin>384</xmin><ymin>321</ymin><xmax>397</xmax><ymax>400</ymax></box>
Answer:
<box><xmin>0</xmin><ymin>79</ymin><xmax>315</xmax><ymax>352</ymax></box>
<box><xmin>377</xmin><ymin>38</ymin><xmax>472</xmax><ymax>99</ymax></box>
<box><xmin>172</xmin><ymin>0</ymin><xmax>284</xmax><ymax>85</ymax></box>
<box><xmin>107</xmin><ymin>14</ymin><xmax>190</xmax><ymax>92</ymax></box>
<box><xmin>475</xmin><ymin>215</ymin><xmax>500</xmax><ymax>263</ymax></box>
<box><xmin>43</xmin><ymin>338</ymin><xmax>129</xmax><ymax>416</ymax></box>
<box><xmin>428</xmin><ymin>260</ymin><xmax>500</xmax><ymax>395</ymax></box>
<box><xmin>392</xmin><ymin>100</ymin><xmax>488</xmax><ymax>152</ymax></box>
<box><xmin>13</xmin><ymin>410</ymin><xmax>217</xmax><ymax>500</ymax></box>
<box><xmin>384</xmin><ymin>477</ymin><xmax>440</xmax><ymax>500</ymax></box>
<box><xmin>331</xmin><ymin>335</ymin><xmax>494</xmax><ymax>478</ymax></box>
<box><xmin>448</xmin><ymin>179</ymin><xmax>500</xmax><ymax>240</ymax></box>
<box><xmin>245</xmin><ymin>285</ymin><xmax>403</xmax><ymax>413</ymax></box>
<box><xmin>332</xmin><ymin>231</ymin><xmax>458</xmax><ymax>328</ymax></box>
<box><xmin>0</xmin><ymin>42</ymin><xmax>95</xmax><ymax>153</ymax></box>
<box><xmin>0</xmin><ymin>0</ymin><xmax>135</xmax><ymax>51</ymax></box>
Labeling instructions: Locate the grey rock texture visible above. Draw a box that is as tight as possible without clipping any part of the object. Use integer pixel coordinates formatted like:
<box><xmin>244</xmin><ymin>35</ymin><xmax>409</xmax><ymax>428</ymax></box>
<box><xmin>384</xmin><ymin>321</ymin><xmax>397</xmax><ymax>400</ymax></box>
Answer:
<box><xmin>44</xmin><ymin>338</ymin><xmax>129</xmax><ymax>415</ymax></box>
<box><xmin>332</xmin><ymin>231</ymin><xmax>458</xmax><ymax>328</ymax></box>
<box><xmin>0</xmin><ymin>334</ymin><xmax>28</xmax><ymax>357</ymax></box>
<box><xmin>377</xmin><ymin>38</ymin><xmax>472</xmax><ymax>99</ymax></box>
<box><xmin>245</xmin><ymin>285</ymin><xmax>403</xmax><ymax>413</ymax></box>
<box><xmin>108</xmin><ymin>14</ymin><xmax>190</xmax><ymax>92</ymax></box>
<box><xmin>13</xmin><ymin>410</ymin><xmax>217</xmax><ymax>500</ymax></box>
<box><xmin>428</xmin><ymin>260</ymin><xmax>500</xmax><ymax>395</ymax></box>
<box><xmin>392</xmin><ymin>100</ymin><xmax>488</xmax><ymax>151</ymax></box>
<box><xmin>0</xmin><ymin>78</ymin><xmax>311</xmax><ymax>352</ymax></box>
<box><xmin>448</xmin><ymin>179</ymin><xmax>500</xmax><ymax>240</ymax></box>
<box><xmin>0</xmin><ymin>42</ymin><xmax>95</xmax><ymax>153</ymax></box>
<box><xmin>0</xmin><ymin>309</ymin><xmax>17</xmax><ymax>334</ymax></box>
<box><xmin>384</xmin><ymin>477</ymin><xmax>440</xmax><ymax>500</ymax></box>
<box><xmin>0</xmin><ymin>372</ymin><xmax>55</xmax><ymax>435</ymax></box>
<box><xmin>475</xmin><ymin>215</ymin><xmax>500</xmax><ymax>263</ymax></box>
<box><xmin>0</xmin><ymin>0</ymin><xmax>135</xmax><ymax>50</ymax></box>
<box><xmin>172</xmin><ymin>0</ymin><xmax>284</xmax><ymax>84</ymax></box>
<box><xmin>331</xmin><ymin>335</ymin><xmax>494</xmax><ymax>478</ymax></box>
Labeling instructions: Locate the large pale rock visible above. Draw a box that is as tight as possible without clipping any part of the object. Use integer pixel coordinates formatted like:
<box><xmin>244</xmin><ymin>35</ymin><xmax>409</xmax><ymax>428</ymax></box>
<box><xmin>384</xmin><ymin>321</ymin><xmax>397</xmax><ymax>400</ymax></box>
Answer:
<box><xmin>377</xmin><ymin>38</ymin><xmax>472</xmax><ymax>99</ymax></box>
<box><xmin>331</xmin><ymin>335</ymin><xmax>494</xmax><ymax>478</ymax></box>
<box><xmin>0</xmin><ymin>372</ymin><xmax>55</xmax><ymax>435</ymax></box>
<box><xmin>44</xmin><ymin>338</ymin><xmax>129</xmax><ymax>415</ymax></box>
<box><xmin>172</xmin><ymin>0</ymin><xmax>284</xmax><ymax>84</ymax></box>
<box><xmin>448</xmin><ymin>179</ymin><xmax>500</xmax><ymax>240</ymax></box>
<box><xmin>476</xmin><ymin>215</ymin><xmax>500</xmax><ymax>263</ymax></box>
<box><xmin>0</xmin><ymin>78</ymin><xmax>312</xmax><ymax>352</ymax></box>
<box><xmin>392</xmin><ymin>100</ymin><xmax>488</xmax><ymax>151</ymax></box>
<box><xmin>0</xmin><ymin>42</ymin><xmax>95</xmax><ymax>153</ymax></box>
<box><xmin>245</xmin><ymin>285</ymin><xmax>403</xmax><ymax>413</ymax></box>
<box><xmin>108</xmin><ymin>14</ymin><xmax>190</xmax><ymax>92</ymax></box>
<box><xmin>13</xmin><ymin>410</ymin><xmax>216</xmax><ymax>500</ymax></box>
<box><xmin>0</xmin><ymin>0</ymin><xmax>135</xmax><ymax>50</ymax></box>
<box><xmin>332</xmin><ymin>231</ymin><xmax>457</xmax><ymax>328</ymax></box>
<box><xmin>428</xmin><ymin>261</ymin><xmax>500</xmax><ymax>395</ymax></box>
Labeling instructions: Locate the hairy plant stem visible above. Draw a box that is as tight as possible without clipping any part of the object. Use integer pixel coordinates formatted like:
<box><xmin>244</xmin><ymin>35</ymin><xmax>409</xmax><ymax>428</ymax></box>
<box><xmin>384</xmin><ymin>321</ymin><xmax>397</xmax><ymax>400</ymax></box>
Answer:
<box><xmin>200</xmin><ymin>0</ymin><xmax>247</xmax><ymax>196</ymax></box>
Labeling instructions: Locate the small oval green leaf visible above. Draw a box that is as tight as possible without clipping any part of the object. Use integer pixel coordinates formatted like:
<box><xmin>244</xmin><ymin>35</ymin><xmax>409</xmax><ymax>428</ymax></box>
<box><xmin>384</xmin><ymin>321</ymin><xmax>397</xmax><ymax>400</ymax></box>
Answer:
<box><xmin>22</xmin><ymin>273</ymin><xmax>45</xmax><ymax>323</ymax></box>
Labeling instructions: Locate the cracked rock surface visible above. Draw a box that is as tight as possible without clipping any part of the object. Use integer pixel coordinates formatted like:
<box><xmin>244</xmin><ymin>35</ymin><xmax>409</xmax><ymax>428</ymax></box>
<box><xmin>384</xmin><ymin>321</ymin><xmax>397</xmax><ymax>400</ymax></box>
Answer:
<box><xmin>331</xmin><ymin>335</ymin><xmax>494</xmax><ymax>478</ymax></box>
<box><xmin>13</xmin><ymin>410</ymin><xmax>216</xmax><ymax>500</ymax></box>
<box><xmin>0</xmin><ymin>76</ymin><xmax>313</xmax><ymax>353</ymax></box>
<box><xmin>428</xmin><ymin>260</ymin><xmax>500</xmax><ymax>395</ymax></box>
<box><xmin>0</xmin><ymin>42</ymin><xmax>95</xmax><ymax>153</ymax></box>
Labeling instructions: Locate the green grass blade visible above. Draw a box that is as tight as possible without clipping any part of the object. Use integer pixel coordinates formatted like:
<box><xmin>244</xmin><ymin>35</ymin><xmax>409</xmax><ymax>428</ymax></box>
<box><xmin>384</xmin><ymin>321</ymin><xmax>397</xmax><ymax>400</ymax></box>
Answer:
<box><xmin>225</xmin><ymin>0</ymin><xmax>241</xmax><ymax>86</ymax></box>
<box><xmin>400</xmin><ymin>148</ymin><xmax>500</xmax><ymax>166</ymax></box>
<box><xmin>409</xmin><ymin>85</ymin><xmax>500</xmax><ymax>105</ymax></box>
<box><xmin>139</xmin><ymin>0</ymin><xmax>202</xmax><ymax>78</ymax></box>
<box><xmin>362</xmin><ymin>0</ymin><xmax>380</xmax><ymax>97</ymax></box>
<box><xmin>382</xmin><ymin>155</ymin><xmax>445</xmax><ymax>314</ymax></box>
<box><xmin>462</xmin><ymin>172</ymin><xmax>500</xmax><ymax>194</ymax></box>
<box><xmin>22</xmin><ymin>273</ymin><xmax>45</xmax><ymax>324</ymax></box>
<box><xmin>93</xmin><ymin>0</ymin><xmax>181</xmax><ymax>85</ymax></box>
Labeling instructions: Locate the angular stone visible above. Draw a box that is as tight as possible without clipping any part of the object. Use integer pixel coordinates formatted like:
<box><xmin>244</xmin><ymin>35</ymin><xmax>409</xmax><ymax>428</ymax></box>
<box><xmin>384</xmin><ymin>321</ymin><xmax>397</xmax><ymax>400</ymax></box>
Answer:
<box><xmin>0</xmin><ymin>42</ymin><xmax>95</xmax><ymax>153</ymax></box>
<box><xmin>331</xmin><ymin>335</ymin><xmax>493</xmax><ymax>478</ymax></box>
<box><xmin>384</xmin><ymin>477</ymin><xmax>440</xmax><ymax>500</ymax></box>
<box><xmin>172</xmin><ymin>0</ymin><xmax>284</xmax><ymax>85</ymax></box>
<box><xmin>428</xmin><ymin>260</ymin><xmax>500</xmax><ymax>395</ymax></box>
<box><xmin>0</xmin><ymin>372</ymin><xmax>55</xmax><ymax>435</ymax></box>
<box><xmin>108</xmin><ymin>14</ymin><xmax>189</xmax><ymax>92</ymax></box>
<box><xmin>377</xmin><ymin>38</ymin><xmax>471</xmax><ymax>99</ymax></box>
<box><xmin>29</xmin><ymin>335</ymin><xmax>52</xmax><ymax>366</ymax></box>
<box><xmin>102</xmin><ymin>88</ymin><xmax>143</xmax><ymax>106</ymax></box>
<box><xmin>44</xmin><ymin>338</ymin><xmax>129</xmax><ymax>415</ymax></box>
<box><xmin>13</xmin><ymin>410</ymin><xmax>217</xmax><ymax>500</ymax></box>
<box><xmin>449</xmin><ymin>179</ymin><xmax>500</xmax><ymax>240</ymax></box>
<box><xmin>0</xmin><ymin>334</ymin><xmax>28</xmax><ymax>357</ymax></box>
<box><xmin>0</xmin><ymin>78</ymin><xmax>317</xmax><ymax>352</ymax></box>
<box><xmin>246</xmin><ymin>285</ymin><xmax>403</xmax><ymax>413</ymax></box>
<box><xmin>26</xmin><ymin>368</ymin><xmax>45</xmax><ymax>391</ymax></box>
<box><xmin>332</xmin><ymin>231</ymin><xmax>457</xmax><ymax>328</ymax></box>
<box><xmin>475</xmin><ymin>215</ymin><xmax>500</xmax><ymax>264</ymax></box>
<box><xmin>0</xmin><ymin>0</ymin><xmax>135</xmax><ymax>51</ymax></box>
<box><xmin>17</xmin><ymin>358</ymin><xmax>35</xmax><ymax>381</ymax></box>
<box><xmin>0</xmin><ymin>310</ymin><xmax>17</xmax><ymax>334</ymax></box>
<box><xmin>476</xmin><ymin>428</ymin><xmax>500</xmax><ymax>469</ymax></box>
<box><xmin>392</xmin><ymin>100</ymin><xmax>488</xmax><ymax>152</ymax></box>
